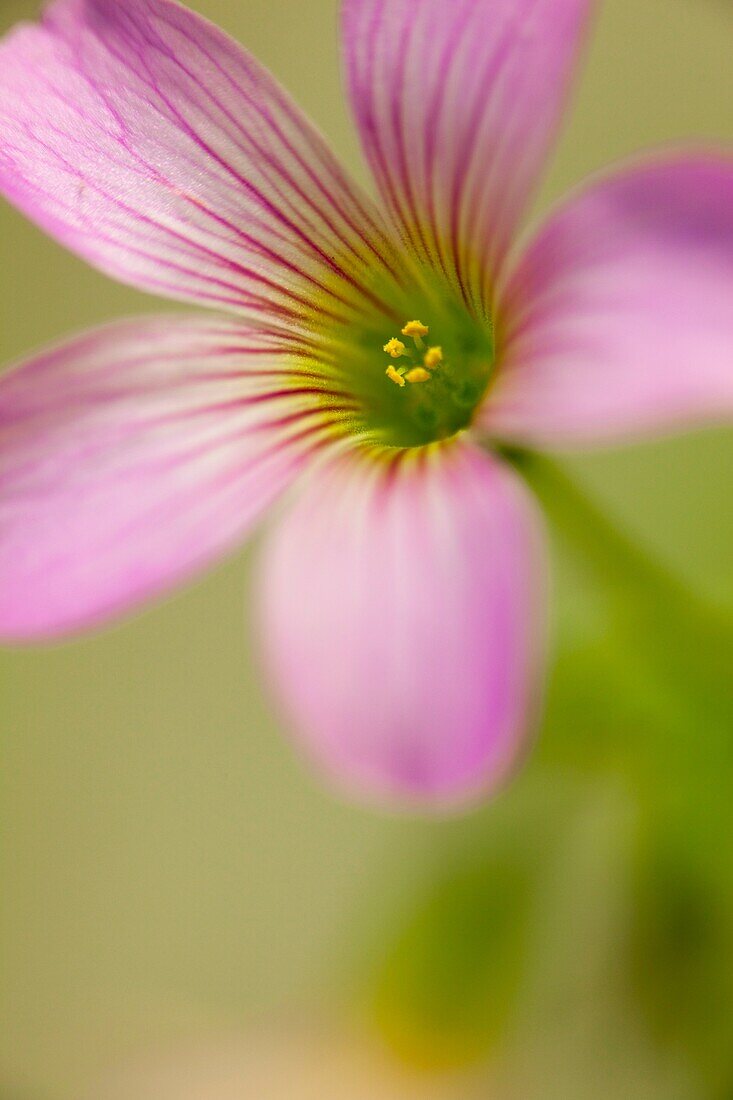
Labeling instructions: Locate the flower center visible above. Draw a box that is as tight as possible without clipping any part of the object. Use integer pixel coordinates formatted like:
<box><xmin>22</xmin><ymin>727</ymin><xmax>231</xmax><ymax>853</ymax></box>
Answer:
<box><xmin>359</xmin><ymin>306</ymin><xmax>494</xmax><ymax>447</ymax></box>
<box><xmin>303</xmin><ymin>269</ymin><xmax>496</xmax><ymax>449</ymax></box>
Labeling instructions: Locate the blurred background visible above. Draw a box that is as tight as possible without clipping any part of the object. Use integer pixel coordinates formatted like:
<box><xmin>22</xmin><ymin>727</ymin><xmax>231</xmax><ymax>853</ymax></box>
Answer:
<box><xmin>1</xmin><ymin>0</ymin><xmax>733</xmax><ymax>1096</ymax></box>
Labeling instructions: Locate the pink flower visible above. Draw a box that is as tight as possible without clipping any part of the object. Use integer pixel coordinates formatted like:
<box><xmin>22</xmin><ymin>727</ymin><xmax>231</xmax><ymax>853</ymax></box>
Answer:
<box><xmin>1</xmin><ymin>0</ymin><xmax>732</xmax><ymax>808</ymax></box>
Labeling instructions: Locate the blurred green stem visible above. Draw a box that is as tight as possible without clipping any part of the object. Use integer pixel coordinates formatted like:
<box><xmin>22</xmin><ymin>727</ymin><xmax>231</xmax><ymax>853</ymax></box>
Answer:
<box><xmin>505</xmin><ymin>448</ymin><xmax>733</xmax><ymax>833</ymax></box>
<box><xmin>505</xmin><ymin>448</ymin><xmax>733</xmax><ymax>695</ymax></box>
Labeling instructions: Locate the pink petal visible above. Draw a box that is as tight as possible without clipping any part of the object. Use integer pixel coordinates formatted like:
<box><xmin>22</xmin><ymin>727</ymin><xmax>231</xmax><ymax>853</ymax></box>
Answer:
<box><xmin>342</xmin><ymin>0</ymin><xmax>591</xmax><ymax>313</ymax></box>
<box><xmin>0</xmin><ymin>315</ymin><xmax>333</xmax><ymax>641</ymax></box>
<box><xmin>257</xmin><ymin>442</ymin><xmax>547</xmax><ymax>809</ymax></box>
<box><xmin>482</xmin><ymin>154</ymin><xmax>733</xmax><ymax>447</ymax></box>
<box><xmin>0</xmin><ymin>0</ymin><xmax>392</xmax><ymax>324</ymax></box>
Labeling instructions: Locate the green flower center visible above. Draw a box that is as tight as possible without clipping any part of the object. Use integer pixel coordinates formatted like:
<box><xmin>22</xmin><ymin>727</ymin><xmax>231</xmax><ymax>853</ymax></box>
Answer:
<box><xmin>319</xmin><ymin>275</ymin><xmax>495</xmax><ymax>449</ymax></box>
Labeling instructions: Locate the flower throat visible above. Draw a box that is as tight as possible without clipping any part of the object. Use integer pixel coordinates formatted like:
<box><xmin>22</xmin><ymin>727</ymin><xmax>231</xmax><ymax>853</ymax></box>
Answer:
<box><xmin>316</xmin><ymin>276</ymin><xmax>496</xmax><ymax>450</ymax></box>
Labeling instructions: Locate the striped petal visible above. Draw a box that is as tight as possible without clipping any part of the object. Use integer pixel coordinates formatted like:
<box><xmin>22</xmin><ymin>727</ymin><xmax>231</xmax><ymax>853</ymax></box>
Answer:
<box><xmin>258</xmin><ymin>441</ymin><xmax>547</xmax><ymax>809</ymax></box>
<box><xmin>342</xmin><ymin>0</ymin><xmax>592</xmax><ymax>313</ymax></box>
<box><xmin>482</xmin><ymin>155</ymin><xmax>733</xmax><ymax>447</ymax></box>
<box><xmin>0</xmin><ymin>316</ymin><xmax>334</xmax><ymax>641</ymax></box>
<box><xmin>0</xmin><ymin>0</ymin><xmax>393</xmax><ymax>325</ymax></box>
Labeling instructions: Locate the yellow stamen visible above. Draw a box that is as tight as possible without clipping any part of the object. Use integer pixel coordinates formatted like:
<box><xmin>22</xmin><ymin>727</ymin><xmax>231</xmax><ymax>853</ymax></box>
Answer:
<box><xmin>423</xmin><ymin>346</ymin><xmax>443</xmax><ymax>370</ymax></box>
<box><xmin>402</xmin><ymin>320</ymin><xmax>429</xmax><ymax>339</ymax></box>
<box><xmin>405</xmin><ymin>367</ymin><xmax>430</xmax><ymax>384</ymax></box>
<box><xmin>383</xmin><ymin>337</ymin><xmax>407</xmax><ymax>358</ymax></box>
<box><xmin>386</xmin><ymin>365</ymin><xmax>406</xmax><ymax>387</ymax></box>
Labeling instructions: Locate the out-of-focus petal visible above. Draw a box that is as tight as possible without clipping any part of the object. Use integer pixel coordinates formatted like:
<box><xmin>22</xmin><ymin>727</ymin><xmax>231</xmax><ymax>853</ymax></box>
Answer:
<box><xmin>0</xmin><ymin>0</ymin><xmax>394</xmax><ymax>324</ymax></box>
<box><xmin>93</xmin><ymin>1027</ymin><xmax>474</xmax><ymax>1100</ymax></box>
<box><xmin>0</xmin><ymin>316</ymin><xmax>334</xmax><ymax>641</ymax></box>
<box><xmin>258</xmin><ymin>441</ymin><xmax>547</xmax><ymax>809</ymax></box>
<box><xmin>342</xmin><ymin>0</ymin><xmax>592</xmax><ymax>314</ymax></box>
<box><xmin>482</xmin><ymin>155</ymin><xmax>733</xmax><ymax>447</ymax></box>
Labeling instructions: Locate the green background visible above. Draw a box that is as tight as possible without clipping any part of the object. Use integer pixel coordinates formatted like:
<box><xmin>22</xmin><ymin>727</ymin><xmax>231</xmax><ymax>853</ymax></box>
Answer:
<box><xmin>1</xmin><ymin>0</ymin><xmax>733</xmax><ymax>1095</ymax></box>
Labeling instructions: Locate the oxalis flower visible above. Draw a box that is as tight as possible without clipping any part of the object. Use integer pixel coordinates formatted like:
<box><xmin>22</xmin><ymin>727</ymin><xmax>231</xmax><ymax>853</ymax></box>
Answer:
<box><xmin>1</xmin><ymin>0</ymin><xmax>733</xmax><ymax>809</ymax></box>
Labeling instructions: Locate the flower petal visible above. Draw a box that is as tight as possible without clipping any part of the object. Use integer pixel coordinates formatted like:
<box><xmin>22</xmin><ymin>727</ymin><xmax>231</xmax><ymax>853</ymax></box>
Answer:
<box><xmin>0</xmin><ymin>0</ymin><xmax>393</xmax><ymax>324</ymax></box>
<box><xmin>0</xmin><ymin>315</ymin><xmax>333</xmax><ymax>641</ymax></box>
<box><xmin>257</xmin><ymin>441</ymin><xmax>547</xmax><ymax>809</ymax></box>
<box><xmin>482</xmin><ymin>154</ymin><xmax>733</xmax><ymax>447</ymax></box>
<box><xmin>342</xmin><ymin>0</ymin><xmax>591</xmax><ymax>312</ymax></box>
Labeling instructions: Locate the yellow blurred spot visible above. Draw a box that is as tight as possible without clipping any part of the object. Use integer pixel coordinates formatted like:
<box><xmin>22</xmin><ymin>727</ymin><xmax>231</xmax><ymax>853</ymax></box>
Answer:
<box><xmin>383</xmin><ymin>337</ymin><xmax>407</xmax><ymax>358</ymax></box>
<box><xmin>405</xmin><ymin>368</ymin><xmax>430</xmax><ymax>384</ymax></box>
<box><xmin>423</xmin><ymin>346</ymin><xmax>443</xmax><ymax>370</ymax></box>
<box><xmin>386</xmin><ymin>365</ymin><xmax>406</xmax><ymax>387</ymax></box>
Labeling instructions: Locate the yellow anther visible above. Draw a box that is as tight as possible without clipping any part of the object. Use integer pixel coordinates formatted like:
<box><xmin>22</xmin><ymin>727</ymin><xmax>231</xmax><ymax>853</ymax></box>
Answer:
<box><xmin>383</xmin><ymin>337</ymin><xmax>407</xmax><ymax>358</ymax></box>
<box><xmin>423</xmin><ymin>346</ymin><xmax>443</xmax><ymax>370</ymax></box>
<box><xmin>405</xmin><ymin>367</ymin><xmax>430</xmax><ymax>384</ymax></box>
<box><xmin>402</xmin><ymin>320</ymin><xmax>429</xmax><ymax>339</ymax></box>
<box><xmin>386</xmin><ymin>365</ymin><xmax>406</xmax><ymax>387</ymax></box>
